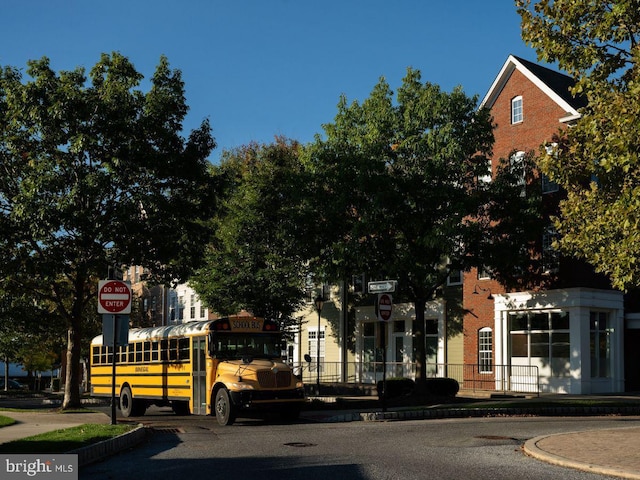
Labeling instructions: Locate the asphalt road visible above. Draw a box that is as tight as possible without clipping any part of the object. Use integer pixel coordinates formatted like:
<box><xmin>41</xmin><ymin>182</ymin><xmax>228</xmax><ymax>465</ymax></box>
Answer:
<box><xmin>81</xmin><ymin>406</ymin><xmax>636</xmax><ymax>480</ymax></box>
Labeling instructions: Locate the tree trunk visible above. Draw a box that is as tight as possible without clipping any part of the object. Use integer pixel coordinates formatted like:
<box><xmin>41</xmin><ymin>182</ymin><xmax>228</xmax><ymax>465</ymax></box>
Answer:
<box><xmin>62</xmin><ymin>276</ymin><xmax>85</xmax><ymax>410</ymax></box>
<box><xmin>61</xmin><ymin>323</ymin><xmax>83</xmax><ymax>409</ymax></box>
<box><xmin>413</xmin><ymin>298</ymin><xmax>427</xmax><ymax>395</ymax></box>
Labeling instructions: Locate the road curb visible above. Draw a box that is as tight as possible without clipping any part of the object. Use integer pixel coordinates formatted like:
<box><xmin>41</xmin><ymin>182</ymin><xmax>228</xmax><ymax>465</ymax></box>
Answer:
<box><xmin>70</xmin><ymin>424</ymin><xmax>147</xmax><ymax>467</ymax></box>
<box><xmin>306</xmin><ymin>405</ymin><xmax>640</xmax><ymax>423</ymax></box>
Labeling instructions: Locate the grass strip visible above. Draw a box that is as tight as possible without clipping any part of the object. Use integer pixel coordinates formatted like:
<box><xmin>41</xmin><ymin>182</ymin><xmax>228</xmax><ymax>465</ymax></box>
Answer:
<box><xmin>0</xmin><ymin>424</ymin><xmax>134</xmax><ymax>454</ymax></box>
<box><xmin>0</xmin><ymin>416</ymin><xmax>16</xmax><ymax>428</ymax></box>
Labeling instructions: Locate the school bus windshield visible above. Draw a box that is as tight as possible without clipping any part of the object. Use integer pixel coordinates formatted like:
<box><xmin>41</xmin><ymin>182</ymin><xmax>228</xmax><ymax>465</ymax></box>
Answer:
<box><xmin>212</xmin><ymin>333</ymin><xmax>282</xmax><ymax>360</ymax></box>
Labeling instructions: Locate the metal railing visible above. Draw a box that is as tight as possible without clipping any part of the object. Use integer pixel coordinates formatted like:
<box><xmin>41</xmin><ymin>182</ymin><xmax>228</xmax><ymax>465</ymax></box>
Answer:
<box><xmin>291</xmin><ymin>361</ymin><xmax>540</xmax><ymax>395</ymax></box>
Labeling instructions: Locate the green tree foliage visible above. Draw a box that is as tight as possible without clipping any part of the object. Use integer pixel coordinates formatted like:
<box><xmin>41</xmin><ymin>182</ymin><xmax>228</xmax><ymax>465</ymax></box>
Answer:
<box><xmin>191</xmin><ymin>138</ymin><xmax>311</xmax><ymax>329</ymax></box>
<box><xmin>0</xmin><ymin>53</ymin><xmax>216</xmax><ymax>408</ymax></box>
<box><xmin>479</xmin><ymin>150</ymin><xmax>547</xmax><ymax>290</ymax></box>
<box><xmin>518</xmin><ymin>0</ymin><xmax>640</xmax><ymax>290</ymax></box>
<box><xmin>303</xmin><ymin>69</ymin><xmax>496</xmax><ymax>390</ymax></box>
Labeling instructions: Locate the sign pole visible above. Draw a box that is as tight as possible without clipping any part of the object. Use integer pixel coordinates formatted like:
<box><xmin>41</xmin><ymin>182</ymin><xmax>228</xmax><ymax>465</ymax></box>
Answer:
<box><xmin>381</xmin><ymin>323</ymin><xmax>387</xmax><ymax>413</ymax></box>
<box><xmin>377</xmin><ymin>293</ymin><xmax>392</xmax><ymax>413</ymax></box>
<box><xmin>111</xmin><ymin>314</ymin><xmax>117</xmax><ymax>425</ymax></box>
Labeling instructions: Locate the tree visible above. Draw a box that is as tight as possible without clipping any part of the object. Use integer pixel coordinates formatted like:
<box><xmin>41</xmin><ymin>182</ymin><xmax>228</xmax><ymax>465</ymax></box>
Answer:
<box><xmin>304</xmin><ymin>69</ymin><xmax>496</xmax><ymax>391</ymax></box>
<box><xmin>191</xmin><ymin>138</ymin><xmax>312</xmax><ymax>329</ymax></box>
<box><xmin>517</xmin><ymin>0</ymin><xmax>640</xmax><ymax>290</ymax></box>
<box><xmin>0</xmin><ymin>53</ymin><xmax>216</xmax><ymax>408</ymax></box>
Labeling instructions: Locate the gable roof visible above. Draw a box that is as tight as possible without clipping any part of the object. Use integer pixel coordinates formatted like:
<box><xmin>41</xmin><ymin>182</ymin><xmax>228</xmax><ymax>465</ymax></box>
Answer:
<box><xmin>481</xmin><ymin>55</ymin><xmax>586</xmax><ymax>123</ymax></box>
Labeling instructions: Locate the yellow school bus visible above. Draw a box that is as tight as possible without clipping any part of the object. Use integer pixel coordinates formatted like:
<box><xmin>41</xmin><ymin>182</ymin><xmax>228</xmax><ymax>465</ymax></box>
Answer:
<box><xmin>90</xmin><ymin>316</ymin><xmax>306</xmax><ymax>425</ymax></box>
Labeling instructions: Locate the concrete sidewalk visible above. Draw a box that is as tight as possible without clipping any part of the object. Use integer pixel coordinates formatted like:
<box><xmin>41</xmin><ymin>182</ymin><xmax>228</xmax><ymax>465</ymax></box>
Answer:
<box><xmin>524</xmin><ymin>426</ymin><xmax>640</xmax><ymax>479</ymax></box>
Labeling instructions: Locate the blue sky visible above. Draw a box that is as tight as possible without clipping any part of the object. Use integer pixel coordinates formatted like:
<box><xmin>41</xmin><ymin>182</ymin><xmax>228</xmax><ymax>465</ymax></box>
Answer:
<box><xmin>2</xmin><ymin>1</ymin><xmax>538</xmax><ymax>163</ymax></box>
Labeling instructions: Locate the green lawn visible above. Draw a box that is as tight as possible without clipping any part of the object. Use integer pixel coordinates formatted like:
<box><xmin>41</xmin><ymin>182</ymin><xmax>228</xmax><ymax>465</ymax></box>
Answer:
<box><xmin>0</xmin><ymin>415</ymin><xmax>16</xmax><ymax>428</ymax></box>
<box><xmin>0</xmin><ymin>423</ymin><xmax>134</xmax><ymax>454</ymax></box>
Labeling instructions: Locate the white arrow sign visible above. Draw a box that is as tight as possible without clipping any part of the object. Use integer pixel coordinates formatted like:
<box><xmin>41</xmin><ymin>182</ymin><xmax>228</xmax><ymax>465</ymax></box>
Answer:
<box><xmin>368</xmin><ymin>280</ymin><xmax>397</xmax><ymax>293</ymax></box>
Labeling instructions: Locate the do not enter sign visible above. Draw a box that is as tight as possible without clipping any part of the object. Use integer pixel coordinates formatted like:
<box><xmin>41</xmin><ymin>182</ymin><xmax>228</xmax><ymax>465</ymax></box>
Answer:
<box><xmin>98</xmin><ymin>280</ymin><xmax>132</xmax><ymax>314</ymax></box>
<box><xmin>377</xmin><ymin>293</ymin><xmax>393</xmax><ymax>322</ymax></box>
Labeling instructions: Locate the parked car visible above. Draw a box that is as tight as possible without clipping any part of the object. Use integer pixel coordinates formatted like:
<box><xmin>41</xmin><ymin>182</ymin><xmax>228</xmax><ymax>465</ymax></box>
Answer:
<box><xmin>0</xmin><ymin>378</ymin><xmax>27</xmax><ymax>390</ymax></box>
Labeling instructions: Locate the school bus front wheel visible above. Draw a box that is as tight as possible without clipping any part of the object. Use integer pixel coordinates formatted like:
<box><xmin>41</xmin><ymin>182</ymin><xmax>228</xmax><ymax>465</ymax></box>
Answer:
<box><xmin>214</xmin><ymin>388</ymin><xmax>236</xmax><ymax>426</ymax></box>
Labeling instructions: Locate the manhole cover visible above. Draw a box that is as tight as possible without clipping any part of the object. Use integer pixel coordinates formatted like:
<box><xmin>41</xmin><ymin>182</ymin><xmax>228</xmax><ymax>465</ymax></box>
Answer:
<box><xmin>284</xmin><ymin>442</ymin><xmax>317</xmax><ymax>448</ymax></box>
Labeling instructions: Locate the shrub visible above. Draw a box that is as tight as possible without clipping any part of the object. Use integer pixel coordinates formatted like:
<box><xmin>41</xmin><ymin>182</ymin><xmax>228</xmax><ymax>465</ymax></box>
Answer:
<box><xmin>425</xmin><ymin>377</ymin><xmax>459</xmax><ymax>397</ymax></box>
<box><xmin>377</xmin><ymin>378</ymin><xmax>415</xmax><ymax>399</ymax></box>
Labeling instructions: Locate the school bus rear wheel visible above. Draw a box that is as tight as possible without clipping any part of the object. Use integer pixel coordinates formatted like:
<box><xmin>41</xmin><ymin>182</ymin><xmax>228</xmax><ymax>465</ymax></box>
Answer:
<box><xmin>120</xmin><ymin>385</ymin><xmax>146</xmax><ymax>417</ymax></box>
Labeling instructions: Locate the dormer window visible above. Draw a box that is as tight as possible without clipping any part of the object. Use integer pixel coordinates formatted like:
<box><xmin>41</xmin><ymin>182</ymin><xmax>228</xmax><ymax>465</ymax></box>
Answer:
<box><xmin>511</xmin><ymin>96</ymin><xmax>523</xmax><ymax>124</ymax></box>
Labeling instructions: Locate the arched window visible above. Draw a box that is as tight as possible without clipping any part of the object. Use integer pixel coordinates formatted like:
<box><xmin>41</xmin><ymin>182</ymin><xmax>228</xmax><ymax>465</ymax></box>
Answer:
<box><xmin>511</xmin><ymin>96</ymin><xmax>523</xmax><ymax>124</ymax></box>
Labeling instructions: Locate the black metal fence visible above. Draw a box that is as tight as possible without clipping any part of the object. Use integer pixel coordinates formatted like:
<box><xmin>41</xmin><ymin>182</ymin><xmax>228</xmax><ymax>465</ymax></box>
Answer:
<box><xmin>292</xmin><ymin>361</ymin><xmax>540</xmax><ymax>395</ymax></box>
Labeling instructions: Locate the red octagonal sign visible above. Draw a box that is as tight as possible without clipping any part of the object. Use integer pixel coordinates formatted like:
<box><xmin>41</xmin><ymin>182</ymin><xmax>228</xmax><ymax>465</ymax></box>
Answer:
<box><xmin>377</xmin><ymin>293</ymin><xmax>393</xmax><ymax>322</ymax></box>
<box><xmin>98</xmin><ymin>280</ymin><xmax>132</xmax><ymax>314</ymax></box>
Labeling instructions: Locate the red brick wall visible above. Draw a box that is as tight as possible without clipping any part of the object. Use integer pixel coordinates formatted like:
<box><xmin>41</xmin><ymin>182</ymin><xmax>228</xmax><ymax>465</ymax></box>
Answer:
<box><xmin>490</xmin><ymin>69</ymin><xmax>567</xmax><ymax>163</ymax></box>
<box><xmin>462</xmin><ymin>68</ymin><xmax>570</xmax><ymax>370</ymax></box>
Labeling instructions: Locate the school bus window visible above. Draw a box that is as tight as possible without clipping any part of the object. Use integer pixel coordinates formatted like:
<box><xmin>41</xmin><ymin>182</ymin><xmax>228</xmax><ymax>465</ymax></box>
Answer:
<box><xmin>169</xmin><ymin>339</ymin><xmax>178</xmax><ymax>361</ymax></box>
<box><xmin>121</xmin><ymin>345</ymin><xmax>129</xmax><ymax>363</ymax></box>
<box><xmin>160</xmin><ymin>340</ymin><xmax>168</xmax><ymax>360</ymax></box>
<box><xmin>128</xmin><ymin>344</ymin><xmax>135</xmax><ymax>363</ymax></box>
<box><xmin>135</xmin><ymin>342</ymin><xmax>143</xmax><ymax>362</ymax></box>
<box><xmin>92</xmin><ymin>346</ymin><xmax>100</xmax><ymax>365</ymax></box>
<box><xmin>101</xmin><ymin>346</ymin><xmax>109</xmax><ymax>365</ymax></box>
<box><xmin>143</xmin><ymin>341</ymin><xmax>151</xmax><ymax>362</ymax></box>
<box><xmin>106</xmin><ymin>347</ymin><xmax>113</xmax><ymax>365</ymax></box>
<box><xmin>178</xmin><ymin>338</ymin><xmax>190</xmax><ymax>361</ymax></box>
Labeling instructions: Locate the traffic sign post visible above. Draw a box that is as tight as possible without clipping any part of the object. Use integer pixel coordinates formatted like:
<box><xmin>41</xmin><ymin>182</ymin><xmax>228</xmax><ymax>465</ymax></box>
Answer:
<box><xmin>98</xmin><ymin>279</ymin><xmax>132</xmax><ymax>425</ymax></box>
<box><xmin>376</xmin><ymin>293</ymin><xmax>393</xmax><ymax>413</ymax></box>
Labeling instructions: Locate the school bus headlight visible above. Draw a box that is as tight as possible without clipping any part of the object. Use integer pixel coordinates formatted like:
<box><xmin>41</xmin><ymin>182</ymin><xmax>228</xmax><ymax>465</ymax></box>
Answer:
<box><xmin>230</xmin><ymin>382</ymin><xmax>255</xmax><ymax>390</ymax></box>
<box><xmin>295</xmin><ymin>380</ymin><xmax>304</xmax><ymax>389</ymax></box>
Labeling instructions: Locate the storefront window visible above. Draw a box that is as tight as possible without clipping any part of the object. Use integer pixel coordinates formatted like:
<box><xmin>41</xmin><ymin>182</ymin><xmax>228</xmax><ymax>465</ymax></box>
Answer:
<box><xmin>509</xmin><ymin>311</ymin><xmax>570</xmax><ymax>376</ymax></box>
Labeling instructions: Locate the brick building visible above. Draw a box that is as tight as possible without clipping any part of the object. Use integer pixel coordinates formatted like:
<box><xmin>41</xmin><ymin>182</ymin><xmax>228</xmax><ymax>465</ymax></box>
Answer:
<box><xmin>463</xmin><ymin>55</ymin><xmax>625</xmax><ymax>394</ymax></box>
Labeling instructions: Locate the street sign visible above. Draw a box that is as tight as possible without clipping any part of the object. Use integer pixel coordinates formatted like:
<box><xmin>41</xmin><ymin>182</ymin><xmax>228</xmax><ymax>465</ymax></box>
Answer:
<box><xmin>377</xmin><ymin>293</ymin><xmax>393</xmax><ymax>322</ymax></box>
<box><xmin>368</xmin><ymin>280</ymin><xmax>397</xmax><ymax>294</ymax></box>
<box><xmin>98</xmin><ymin>280</ymin><xmax>132</xmax><ymax>314</ymax></box>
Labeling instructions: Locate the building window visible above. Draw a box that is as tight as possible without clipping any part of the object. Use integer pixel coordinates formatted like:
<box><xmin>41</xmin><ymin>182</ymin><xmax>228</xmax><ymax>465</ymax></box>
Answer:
<box><xmin>447</xmin><ymin>269</ymin><xmax>462</xmax><ymax>285</ymax></box>
<box><xmin>590</xmin><ymin>311</ymin><xmax>611</xmax><ymax>378</ymax></box>
<box><xmin>541</xmin><ymin>173</ymin><xmax>559</xmax><ymax>194</ymax></box>
<box><xmin>178</xmin><ymin>296</ymin><xmax>184</xmax><ymax>321</ymax></box>
<box><xmin>511</xmin><ymin>96</ymin><xmax>523</xmax><ymax>124</ymax></box>
<box><xmin>308</xmin><ymin>328</ymin><xmax>325</xmax><ymax>374</ymax></box>
<box><xmin>362</xmin><ymin>322</ymin><xmax>376</xmax><ymax>373</ymax></box>
<box><xmin>542</xmin><ymin>143</ymin><xmax>559</xmax><ymax>193</ymax></box>
<box><xmin>413</xmin><ymin>318</ymin><xmax>439</xmax><ymax>376</ymax></box>
<box><xmin>478</xmin><ymin>328</ymin><xmax>493</xmax><ymax>373</ymax></box>
<box><xmin>509</xmin><ymin>311</ymin><xmax>570</xmax><ymax>376</ymax></box>
<box><xmin>200</xmin><ymin>304</ymin><xmax>206</xmax><ymax>319</ymax></box>
<box><xmin>543</xmin><ymin>226</ymin><xmax>560</xmax><ymax>273</ymax></box>
<box><xmin>477</xmin><ymin>158</ymin><xmax>492</xmax><ymax>185</ymax></box>
<box><xmin>478</xmin><ymin>266</ymin><xmax>492</xmax><ymax>280</ymax></box>
<box><xmin>510</xmin><ymin>150</ymin><xmax>526</xmax><ymax>195</ymax></box>
<box><xmin>190</xmin><ymin>294</ymin><xmax>195</xmax><ymax>319</ymax></box>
